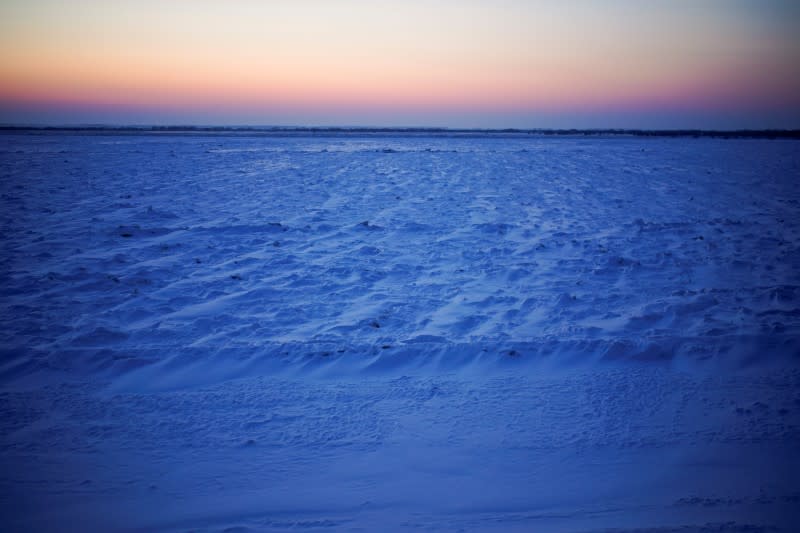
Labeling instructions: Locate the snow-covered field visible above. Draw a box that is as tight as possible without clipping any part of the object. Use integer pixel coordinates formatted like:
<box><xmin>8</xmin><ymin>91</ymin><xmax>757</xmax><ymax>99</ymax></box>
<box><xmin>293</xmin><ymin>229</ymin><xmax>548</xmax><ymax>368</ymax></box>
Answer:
<box><xmin>1</xmin><ymin>132</ymin><xmax>799</xmax><ymax>532</ymax></box>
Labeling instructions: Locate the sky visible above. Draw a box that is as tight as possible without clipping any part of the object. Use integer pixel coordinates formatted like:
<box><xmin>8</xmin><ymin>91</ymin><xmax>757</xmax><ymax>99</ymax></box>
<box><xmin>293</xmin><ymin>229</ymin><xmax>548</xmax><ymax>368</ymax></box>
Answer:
<box><xmin>1</xmin><ymin>0</ymin><xmax>799</xmax><ymax>129</ymax></box>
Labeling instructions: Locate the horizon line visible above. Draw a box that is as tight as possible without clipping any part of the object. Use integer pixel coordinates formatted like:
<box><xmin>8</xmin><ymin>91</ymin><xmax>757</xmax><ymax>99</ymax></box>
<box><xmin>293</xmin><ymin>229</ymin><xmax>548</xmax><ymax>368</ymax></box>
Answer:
<box><xmin>2</xmin><ymin>124</ymin><xmax>800</xmax><ymax>139</ymax></box>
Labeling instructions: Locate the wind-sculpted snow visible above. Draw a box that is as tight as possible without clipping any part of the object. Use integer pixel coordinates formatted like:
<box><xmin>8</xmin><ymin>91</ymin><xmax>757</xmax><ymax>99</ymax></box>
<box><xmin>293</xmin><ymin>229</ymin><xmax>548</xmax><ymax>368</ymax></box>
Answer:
<box><xmin>1</xmin><ymin>134</ymin><xmax>798</xmax><ymax>373</ymax></box>
<box><xmin>1</xmin><ymin>133</ymin><xmax>799</xmax><ymax>531</ymax></box>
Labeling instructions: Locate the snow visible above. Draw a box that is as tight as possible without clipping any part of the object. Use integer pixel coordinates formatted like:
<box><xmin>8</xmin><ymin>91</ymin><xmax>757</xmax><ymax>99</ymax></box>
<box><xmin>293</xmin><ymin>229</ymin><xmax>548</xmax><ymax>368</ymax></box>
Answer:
<box><xmin>1</xmin><ymin>132</ymin><xmax>799</xmax><ymax>532</ymax></box>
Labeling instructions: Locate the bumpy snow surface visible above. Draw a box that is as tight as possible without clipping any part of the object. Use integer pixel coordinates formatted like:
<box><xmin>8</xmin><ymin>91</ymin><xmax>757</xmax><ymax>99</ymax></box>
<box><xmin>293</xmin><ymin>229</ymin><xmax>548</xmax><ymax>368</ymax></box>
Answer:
<box><xmin>1</xmin><ymin>132</ymin><xmax>799</xmax><ymax>532</ymax></box>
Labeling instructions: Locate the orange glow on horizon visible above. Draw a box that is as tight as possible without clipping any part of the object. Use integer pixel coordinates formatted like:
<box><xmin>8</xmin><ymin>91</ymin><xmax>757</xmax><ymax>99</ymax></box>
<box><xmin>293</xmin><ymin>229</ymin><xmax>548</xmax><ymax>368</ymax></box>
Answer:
<box><xmin>1</xmin><ymin>0</ymin><xmax>799</xmax><ymax>127</ymax></box>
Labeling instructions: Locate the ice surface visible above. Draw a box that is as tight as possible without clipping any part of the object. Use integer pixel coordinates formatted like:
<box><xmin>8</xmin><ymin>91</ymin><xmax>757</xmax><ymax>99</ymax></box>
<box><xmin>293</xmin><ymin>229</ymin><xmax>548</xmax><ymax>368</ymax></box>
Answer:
<box><xmin>1</xmin><ymin>132</ymin><xmax>799</xmax><ymax>531</ymax></box>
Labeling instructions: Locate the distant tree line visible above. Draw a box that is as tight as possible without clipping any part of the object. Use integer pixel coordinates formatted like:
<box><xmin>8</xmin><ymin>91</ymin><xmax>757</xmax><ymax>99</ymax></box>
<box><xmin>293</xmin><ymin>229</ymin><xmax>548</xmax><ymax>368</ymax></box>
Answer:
<box><xmin>0</xmin><ymin>125</ymin><xmax>798</xmax><ymax>139</ymax></box>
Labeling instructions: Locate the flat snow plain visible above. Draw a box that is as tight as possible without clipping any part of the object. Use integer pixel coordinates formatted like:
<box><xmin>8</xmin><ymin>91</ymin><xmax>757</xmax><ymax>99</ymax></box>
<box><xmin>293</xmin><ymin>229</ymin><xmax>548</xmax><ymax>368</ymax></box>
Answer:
<box><xmin>1</xmin><ymin>132</ymin><xmax>799</xmax><ymax>532</ymax></box>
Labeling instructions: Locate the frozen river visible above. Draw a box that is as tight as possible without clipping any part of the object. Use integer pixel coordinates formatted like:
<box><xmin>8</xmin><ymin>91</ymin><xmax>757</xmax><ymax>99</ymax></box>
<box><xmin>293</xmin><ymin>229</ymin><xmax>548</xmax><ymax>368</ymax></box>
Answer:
<box><xmin>1</xmin><ymin>132</ymin><xmax>799</xmax><ymax>532</ymax></box>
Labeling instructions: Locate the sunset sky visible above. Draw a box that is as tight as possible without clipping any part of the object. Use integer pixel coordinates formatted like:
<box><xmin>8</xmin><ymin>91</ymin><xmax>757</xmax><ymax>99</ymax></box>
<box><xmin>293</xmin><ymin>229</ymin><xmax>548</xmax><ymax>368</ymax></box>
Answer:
<box><xmin>1</xmin><ymin>0</ymin><xmax>799</xmax><ymax>128</ymax></box>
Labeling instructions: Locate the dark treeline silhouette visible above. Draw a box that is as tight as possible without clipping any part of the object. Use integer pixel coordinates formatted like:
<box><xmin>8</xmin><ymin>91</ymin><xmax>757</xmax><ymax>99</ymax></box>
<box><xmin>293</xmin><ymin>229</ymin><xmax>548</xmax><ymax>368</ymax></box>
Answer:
<box><xmin>1</xmin><ymin>125</ymin><xmax>799</xmax><ymax>139</ymax></box>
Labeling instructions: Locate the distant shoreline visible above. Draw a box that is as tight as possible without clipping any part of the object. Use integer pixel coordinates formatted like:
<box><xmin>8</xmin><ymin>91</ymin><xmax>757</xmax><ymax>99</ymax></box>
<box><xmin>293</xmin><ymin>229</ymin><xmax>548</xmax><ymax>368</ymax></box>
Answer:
<box><xmin>1</xmin><ymin>125</ymin><xmax>799</xmax><ymax>139</ymax></box>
